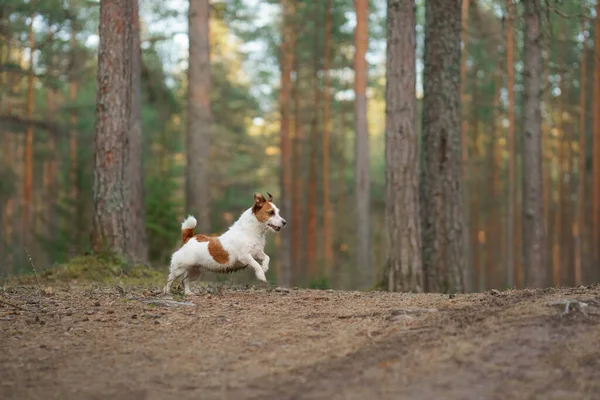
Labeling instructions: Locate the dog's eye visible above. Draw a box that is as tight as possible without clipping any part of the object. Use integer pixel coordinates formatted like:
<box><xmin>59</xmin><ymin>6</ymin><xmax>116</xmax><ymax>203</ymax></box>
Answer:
<box><xmin>268</xmin><ymin>210</ymin><xmax>275</xmax><ymax>216</ymax></box>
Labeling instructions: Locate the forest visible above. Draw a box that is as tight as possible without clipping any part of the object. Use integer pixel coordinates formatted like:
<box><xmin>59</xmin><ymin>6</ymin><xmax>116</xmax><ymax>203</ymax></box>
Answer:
<box><xmin>2</xmin><ymin>0</ymin><xmax>600</xmax><ymax>399</ymax></box>
<box><xmin>0</xmin><ymin>0</ymin><xmax>599</xmax><ymax>294</ymax></box>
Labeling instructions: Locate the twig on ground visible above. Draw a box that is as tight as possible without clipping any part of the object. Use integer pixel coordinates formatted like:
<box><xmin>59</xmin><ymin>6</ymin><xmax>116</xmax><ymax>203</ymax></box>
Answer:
<box><xmin>141</xmin><ymin>299</ymin><xmax>195</xmax><ymax>307</ymax></box>
<box><xmin>0</xmin><ymin>297</ymin><xmax>28</xmax><ymax>312</ymax></box>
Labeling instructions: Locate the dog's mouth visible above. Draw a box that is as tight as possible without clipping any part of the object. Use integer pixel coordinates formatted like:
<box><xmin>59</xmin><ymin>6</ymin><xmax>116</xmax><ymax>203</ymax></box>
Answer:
<box><xmin>267</xmin><ymin>223</ymin><xmax>281</xmax><ymax>232</ymax></box>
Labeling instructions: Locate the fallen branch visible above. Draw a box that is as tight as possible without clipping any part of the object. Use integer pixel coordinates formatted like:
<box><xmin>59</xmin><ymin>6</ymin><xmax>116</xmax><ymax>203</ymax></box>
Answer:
<box><xmin>0</xmin><ymin>298</ymin><xmax>28</xmax><ymax>312</ymax></box>
<box><xmin>142</xmin><ymin>299</ymin><xmax>195</xmax><ymax>307</ymax></box>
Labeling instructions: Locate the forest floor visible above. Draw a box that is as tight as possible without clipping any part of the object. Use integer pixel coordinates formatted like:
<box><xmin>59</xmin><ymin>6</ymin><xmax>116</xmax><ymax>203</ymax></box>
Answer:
<box><xmin>1</xmin><ymin>277</ymin><xmax>600</xmax><ymax>400</ymax></box>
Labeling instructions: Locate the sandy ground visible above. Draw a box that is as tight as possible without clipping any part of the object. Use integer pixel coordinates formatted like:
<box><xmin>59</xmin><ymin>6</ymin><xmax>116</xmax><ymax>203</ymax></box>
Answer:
<box><xmin>1</xmin><ymin>283</ymin><xmax>599</xmax><ymax>400</ymax></box>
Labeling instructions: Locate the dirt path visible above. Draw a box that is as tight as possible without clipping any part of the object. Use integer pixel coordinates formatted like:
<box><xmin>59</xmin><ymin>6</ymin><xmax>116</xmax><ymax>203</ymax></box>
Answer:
<box><xmin>1</xmin><ymin>284</ymin><xmax>599</xmax><ymax>400</ymax></box>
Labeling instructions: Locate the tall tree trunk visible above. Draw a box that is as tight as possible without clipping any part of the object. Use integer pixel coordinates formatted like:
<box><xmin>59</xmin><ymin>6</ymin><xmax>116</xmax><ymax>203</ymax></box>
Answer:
<box><xmin>69</xmin><ymin>25</ymin><xmax>79</xmax><ymax>254</ymax></box>
<box><xmin>542</xmin><ymin>56</ymin><xmax>552</xmax><ymax>274</ymax></box>
<box><xmin>522</xmin><ymin>0</ymin><xmax>547</xmax><ymax>288</ymax></box>
<box><xmin>470</xmin><ymin>74</ymin><xmax>480</xmax><ymax>289</ymax></box>
<box><xmin>593</xmin><ymin>0</ymin><xmax>600</xmax><ymax>277</ymax></box>
<box><xmin>354</xmin><ymin>0</ymin><xmax>371</xmax><ymax>284</ymax></box>
<box><xmin>1</xmin><ymin>36</ymin><xmax>15</xmax><ymax>272</ymax></box>
<box><xmin>553</xmin><ymin>53</ymin><xmax>564</xmax><ymax>287</ymax></box>
<box><xmin>487</xmin><ymin>73</ymin><xmax>502</xmax><ymax>291</ymax></box>
<box><xmin>91</xmin><ymin>0</ymin><xmax>133</xmax><ymax>256</ymax></box>
<box><xmin>23</xmin><ymin>11</ymin><xmax>34</xmax><ymax>246</ymax></box>
<box><xmin>421</xmin><ymin>0</ymin><xmax>465</xmax><ymax>293</ymax></box>
<box><xmin>128</xmin><ymin>0</ymin><xmax>148</xmax><ymax>263</ymax></box>
<box><xmin>460</xmin><ymin>0</ymin><xmax>473</xmax><ymax>292</ymax></box>
<box><xmin>384</xmin><ymin>0</ymin><xmax>422</xmax><ymax>292</ymax></box>
<box><xmin>280</xmin><ymin>0</ymin><xmax>296</xmax><ymax>286</ymax></box>
<box><xmin>43</xmin><ymin>89</ymin><xmax>59</xmax><ymax>247</ymax></box>
<box><xmin>291</xmin><ymin>59</ymin><xmax>303</xmax><ymax>284</ymax></box>
<box><xmin>575</xmin><ymin>9</ymin><xmax>587</xmax><ymax>286</ymax></box>
<box><xmin>322</xmin><ymin>0</ymin><xmax>333</xmax><ymax>279</ymax></box>
<box><xmin>307</xmin><ymin>0</ymin><xmax>321</xmax><ymax>280</ymax></box>
<box><xmin>187</xmin><ymin>0</ymin><xmax>211</xmax><ymax>233</ymax></box>
<box><xmin>505</xmin><ymin>0</ymin><xmax>517</xmax><ymax>288</ymax></box>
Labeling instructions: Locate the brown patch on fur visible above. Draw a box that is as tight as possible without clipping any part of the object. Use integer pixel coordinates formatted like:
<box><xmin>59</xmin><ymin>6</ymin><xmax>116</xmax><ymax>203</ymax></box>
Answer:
<box><xmin>194</xmin><ymin>234</ymin><xmax>211</xmax><ymax>243</ymax></box>
<box><xmin>252</xmin><ymin>193</ymin><xmax>274</xmax><ymax>223</ymax></box>
<box><xmin>182</xmin><ymin>228</ymin><xmax>195</xmax><ymax>244</ymax></box>
<box><xmin>208</xmin><ymin>238</ymin><xmax>230</xmax><ymax>264</ymax></box>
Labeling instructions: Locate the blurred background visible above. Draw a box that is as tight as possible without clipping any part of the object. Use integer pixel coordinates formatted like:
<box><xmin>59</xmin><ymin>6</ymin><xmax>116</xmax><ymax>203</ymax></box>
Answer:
<box><xmin>0</xmin><ymin>0</ymin><xmax>597</xmax><ymax>291</ymax></box>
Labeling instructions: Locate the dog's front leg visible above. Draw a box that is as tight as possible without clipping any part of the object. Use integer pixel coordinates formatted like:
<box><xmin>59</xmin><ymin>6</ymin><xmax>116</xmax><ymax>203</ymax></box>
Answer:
<box><xmin>257</xmin><ymin>250</ymin><xmax>270</xmax><ymax>273</ymax></box>
<box><xmin>242</xmin><ymin>254</ymin><xmax>268</xmax><ymax>283</ymax></box>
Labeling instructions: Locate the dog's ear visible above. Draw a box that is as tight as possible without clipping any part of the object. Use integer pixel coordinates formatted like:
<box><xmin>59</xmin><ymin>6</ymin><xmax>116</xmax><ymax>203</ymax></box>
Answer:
<box><xmin>266</xmin><ymin>192</ymin><xmax>273</xmax><ymax>202</ymax></box>
<box><xmin>253</xmin><ymin>192</ymin><xmax>266</xmax><ymax>213</ymax></box>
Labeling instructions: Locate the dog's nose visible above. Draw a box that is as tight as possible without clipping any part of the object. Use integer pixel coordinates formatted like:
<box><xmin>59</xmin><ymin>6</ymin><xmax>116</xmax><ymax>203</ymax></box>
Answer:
<box><xmin>282</xmin><ymin>219</ymin><xmax>287</xmax><ymax>226</ymax></box>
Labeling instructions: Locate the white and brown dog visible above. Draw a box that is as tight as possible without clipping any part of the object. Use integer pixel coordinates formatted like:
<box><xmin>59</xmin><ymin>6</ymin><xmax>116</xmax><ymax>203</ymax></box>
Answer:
<box><xmin>163</xmin><ymin>192</ymin><xmax>287</xmax><ymax>295</ymax></box>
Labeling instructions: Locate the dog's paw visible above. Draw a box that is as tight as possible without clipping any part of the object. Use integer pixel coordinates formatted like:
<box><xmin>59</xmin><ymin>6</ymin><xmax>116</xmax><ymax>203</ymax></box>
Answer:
<box><xmin>256</xmin><ymin>273</ymin><xmax>268</xmax><ymax>283</ymax></box>
<box><xmin>261</xmin><ymin>263</ymin><xmax>269</xmax><ymax>273</ymax></box>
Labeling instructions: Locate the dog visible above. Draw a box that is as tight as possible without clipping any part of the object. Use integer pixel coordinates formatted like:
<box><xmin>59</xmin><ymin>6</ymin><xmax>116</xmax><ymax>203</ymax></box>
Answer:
<box><xmin>163</xmin><ymin>192</ymin><xmax>287</xmax><ymax>295</ymax></box>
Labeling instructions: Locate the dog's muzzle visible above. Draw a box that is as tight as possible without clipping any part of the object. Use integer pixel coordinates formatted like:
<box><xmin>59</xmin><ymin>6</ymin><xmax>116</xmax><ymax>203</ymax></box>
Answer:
<box><xmin>268</xmin><ymin>223</ymin><xmax>282</xmax><ymax>232</ymax></box>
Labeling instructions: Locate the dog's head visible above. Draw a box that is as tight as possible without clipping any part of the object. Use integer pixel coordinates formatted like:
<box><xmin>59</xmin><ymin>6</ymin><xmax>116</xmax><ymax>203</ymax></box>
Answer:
<box><xmin>252</xmin><ymin>192</ymin><xmax>287</xmax><ymax>233</ymax></box>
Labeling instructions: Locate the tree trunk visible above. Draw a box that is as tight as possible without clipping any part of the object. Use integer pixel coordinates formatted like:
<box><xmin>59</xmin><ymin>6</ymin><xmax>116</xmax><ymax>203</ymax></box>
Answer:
<box><xmin>69</xmin><ymin>25</ymin><xmax>79</xmax><ymax>254</ymax></box>
<box><xmin>43</xmin><ymin>89</ymin><xmax>59</xmax><ymax>246</ymax></box>
<box><xmin>291</xmin><ymin>59</ymin><xmax>303</xmax><ymax>285</ymax></box>
<box><xmin>322</xmin><ymin>0</ymin><xmax>333</xmax><ymax>279</ymax></box>
<box><xmin>384</xmin><ymin>0</ymin><xmax>422</xmax><ymax>292</ymax></box>
<box><xmin>354</xmin><ymin>0</ymin><xmax>371</xmax><ymax>284</ymax></box>
<box><xmin>460</xmin><ymin>0</ymin><xmax>473</xmax><ymax>292</ymax></box>
<box><xmin>280</xmin><ymin>0</ymin><xmax>296</xmax><ymax>286</ymax></box>
<box><xmin>187</xmin><ymin>0</ymin><xmax>211</xmax><ymax>233</ymax></box>
<box><xmin>307</xmin><ymin>0</ymin><xmax>321</xmax><ymax>280</ymax></box>
<box><xmin>91</xmin><ymin>0</ymin><xmax>134</xmax><ymax>256</ymax></box>
<box><xmin>128</xmin><ymin>0</ymin><xmax>148</xmax><ymax>263</ymax></box>
<box><xmin>23</xmin><ymin>11</ymin><xmax>34</xmax><ymax>245</ymax></box>
<box><xmin>593</xmin><ymin>0</ymin><xmax>600</xmax><ymax>277</ymax></box>
<box><xmin>505</xmin><ymin>0</ymin><xmax>517</xmax><ymax>288</ymax></box>
<box><xmin>575</xmin><ymin>9</ymin><xmax>587</xmax><ymax>286</ymax></box>
<box><xmin>470</xmin><ymin>73</ymin><xmax>480</xmax><ymax>289</ymax></box>
<box><xmin>421</xmin><ymin>0</ymin><xmax>465</xmax><ymax>293</ymax></box>
<box><xmin>487</xmin><ymin>73</ymin><xmax>502</xmax><ymax>291</ymax></box>
<box><xmin>522</xmin><ymin>0</ymin><xmax>547</xmax><ymax>288</ymax></box>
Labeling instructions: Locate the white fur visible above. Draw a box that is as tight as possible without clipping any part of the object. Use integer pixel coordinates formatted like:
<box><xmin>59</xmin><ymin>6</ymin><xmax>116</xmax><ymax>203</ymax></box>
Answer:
<box><xmin>181</xmin><ymin>215</ymin><xmax>197</xmax><ymax>230</ymax></box>
<box><xmin>164</xmin><ymin>201</ymin><xmax>286</xmax><ymax>295</ymax></box>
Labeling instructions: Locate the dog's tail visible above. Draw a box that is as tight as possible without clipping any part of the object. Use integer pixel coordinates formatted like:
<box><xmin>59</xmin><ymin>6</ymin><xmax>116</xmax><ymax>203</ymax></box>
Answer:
<box><xmin>181</xmin><ymin>215</ymin><xmax>197</xmax><ymax>244</ymax></box>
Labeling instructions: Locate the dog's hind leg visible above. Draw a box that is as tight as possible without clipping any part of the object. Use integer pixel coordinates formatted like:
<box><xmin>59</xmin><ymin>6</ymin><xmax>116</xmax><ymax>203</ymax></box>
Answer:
<box><xmin>182</xmin><ymin>272</ymin><xmax>193</xmax><ymax>296</ymax></box>
<box><xmin>163</xmin><ymin>272</ymin><xmax>176</xmax><ymax>295</ymax></box>
<box><xmin>163</xmin><ymin>265</ymin><xmax>185</xmax><ymax>295</ymax></box>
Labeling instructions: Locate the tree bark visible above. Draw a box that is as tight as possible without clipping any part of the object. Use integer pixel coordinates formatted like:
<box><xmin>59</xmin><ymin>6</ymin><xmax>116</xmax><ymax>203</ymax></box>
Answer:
<box><xmin>505</xmin><ymin>0</ymin><xmax>517</xmax><ymax>288</ymax></box>
<box><xmin>421</xmin><ymin>0</ymin><xmax>465</xmax><ymax>293</ymax></box>
<box><xmin>291</xmin><ymin>58</ymin><xmax>303</xmax><ymax>285</ymax></box>
<box><xmin>522</xmin><ymin>0</ymin><xmax>547</xmax><ymax>288</ymax></box>
<box><xmin>460</xmin><ymin>0</ymin><xmax>473</xmax><ymax>292</ymax></box>
<box><xmin>593</xmin><ymin>0</ymin><xmax>600</xmax><ymax>277</ymax></box>
<box><xmin>128</xmin><ymin>0</ymin><xmax>149</xmax><ymax>263</ymax></box>
<box><xmin>552</xmin><ymin>28</ymin><xmax>565</xmax><ymax>286</ymax></box>
<box><xmin>354</xmin><ymin>0</ymin><xmax>371</xmax><ymax>284</ymax></box>
<box><xmin>307</xmin><ymin>0</ymin><xmax>321</xmax><ymax>280</ymax></box>
<box><xmin>187</xmin><ymin>0</ymin><xmax>211</xmax><ymax>233</ymax></box>
<box><xmin>43</xmin><ymin>89</ymin><xmax>59</xmax><ymax>246</ymax></box>
<box><xmin>575</xmin><ymin>9</ymin><xmax>587</xmax><ymax>286</ymax></box>
<box><xmin>280</xmin><ymin>0</ymin><xmax>296</xmax><ymax>286</ymax></box>
<box><xmin>322</xmin><ymin>0</ymin><xmax>333</xmax><ymax>279</ymax></box>
<box><xmin>91</xmin><ymin>0</ymin><xmax>134</xmax><ymax>257</ymax></box>
<box><xmin>384</xmin><ymin>0</ymin><xmax>422</xmax><ymax>292</ymax></box>
<box><xmin>69</xmin><ymin>24</ymin><xmax>80</xmax><ymax>254</ymax></box>
<box><xmin>23</xmin><ymin>11</ymin><xmax>34</xmax><ymax>245</ymax></box>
